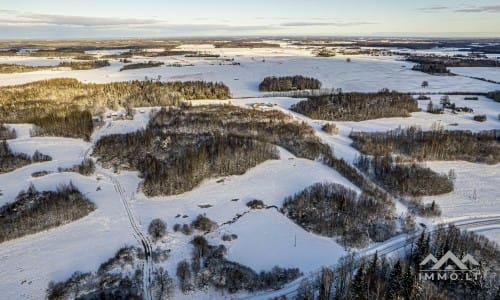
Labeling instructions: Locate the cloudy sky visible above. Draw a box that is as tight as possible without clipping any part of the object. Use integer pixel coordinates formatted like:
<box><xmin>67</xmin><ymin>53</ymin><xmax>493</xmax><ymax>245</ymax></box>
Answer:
<box><xmin>1</xmin><ymin>0</ymin><xmax>499</xmax><ymax>39</ymax></box>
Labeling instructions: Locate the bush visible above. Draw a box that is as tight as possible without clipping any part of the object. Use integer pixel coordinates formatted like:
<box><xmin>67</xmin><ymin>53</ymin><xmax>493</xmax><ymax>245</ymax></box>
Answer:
<box><xmin>246</xmin><ymin>199</ymin><xmax>266</xmax><ymax>209</ymax></box>
<box><xmin>176</xmin><ymin>260</ymin><xmax>194</xmax><ymax>294</ymax></box>
<box><xmin>487</xmin><ymin>91</ymin><xmax>500</xmax><ymax>102</ymax></box>
<box><xmin>181</xmin><ymin>224</ymin><xmax>193</xmax><ymax>235</ymax></box>
<box><xmin>222</xmin><ymin>234</ymin><xmax>238</xmax><ymax>241</ymax></box>
<box><xmin>148</xmin><ymin>218</ymin><xmax>167</xmax><ymax>242</ymax></box>
<box><xmin>321</xmin><ymin>123</ymin><xmax>338</xmax><ymax>135</ymax></box>
<box><xmin>473</xmin><ymin>114</ymin><xmax>487</xmax><ymax>122</ymax></box>
<box><xmin>191</xmin><ymin>215</ymin><xmax>217</xmax><ymax>232</ymax></box>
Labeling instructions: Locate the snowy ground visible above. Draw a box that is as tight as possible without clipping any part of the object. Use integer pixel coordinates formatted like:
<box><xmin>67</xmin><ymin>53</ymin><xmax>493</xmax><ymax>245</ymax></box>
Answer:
<box><xmin>1</xmin><ymin>45</ymin><xmax>499</xmax><ymax>97</ymax></box>
<box><xmin>0</xmin><ymin>43</ymin><xmax>499</xmax><ymax>299</ymax></box>
<box><xmin>451</xmin><ymin>67</ymin><xmax>500</xmax><ymax>82</ymax></box>
<box><xmin>420</xmin><ymin>161</ymin><xmax>500</xmax><ymax>222</ymax></box>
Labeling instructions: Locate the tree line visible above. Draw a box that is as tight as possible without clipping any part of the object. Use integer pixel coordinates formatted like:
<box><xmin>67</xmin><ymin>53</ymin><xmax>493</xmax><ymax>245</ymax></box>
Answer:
<box><xmin>0</xmin><ymin>140</ymin><xmax>52</xmax><ymax>173</ymax></box>
<box><xmin>0</xmin><ymin>60</ymin><xmax>109</xmax><ymax>74</ymax></box>
<box><xmin>350</xmin><ymin>126</ymin><xmax>500</xmax><ymax>164</ymax></box>
<box><xmin>407</xmin><ymin>55</ymin><xmax>500</xmax><ymax>68</ymax></box>
<box><xmin>291</xmin><ymin>90</ymin><xmax>419</xmax><ymax>121</ymax></box>
<box><xmin>0</xmin><ymin>124</ymin><xmax>16</xmax><ymax>139</ymax></box>
<box><xmin>259</xmin><ymin>75</ymin><xmax>322</xmax><ymax>92</ymax></box>
<box><xmin>119</xmin><ymin>61</ymin><xmax>164</xmax><ymax>71</ymax></box>
<box><xmin>487</xmin><ymin>91</ymin><xmax>500</xmax><ymax>103</ymax></box>
<box><xmin>0</xmin><ymin>182</ymin><xmax>95</xmax><ymax>243</ymax></box>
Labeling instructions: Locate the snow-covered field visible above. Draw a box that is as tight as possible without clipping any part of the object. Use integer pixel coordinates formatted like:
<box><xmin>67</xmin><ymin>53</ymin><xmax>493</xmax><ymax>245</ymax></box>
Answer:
<box><xmin>0</xmin><ymin>42</ymin><xmax>499</xmax><ymax>299</ymax></box>
<box><xmin>450</xmin><ymin>67</ymin><xmax>500</xmax><ymax>82</ymax></box>
<box><xmin>1</xmin><ymin>45</ymin><xmax>499</xmax><ymax>97</ymax></box>
<box><xmin>421</xmin><ymin>162</ymin><xmax>500</xmax><ymax>222</ymax></box>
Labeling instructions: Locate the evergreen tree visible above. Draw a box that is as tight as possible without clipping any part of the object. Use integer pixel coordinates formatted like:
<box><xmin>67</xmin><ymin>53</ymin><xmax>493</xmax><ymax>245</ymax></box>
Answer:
<box><xmin>350</xmin><ymin>264</ymin><xmax>368</xmax><ymax>300</ymax></box>
<box><xmin>387</xmin><ymin>261</ymin><xmax>403</xmax><ymax>300</ymax></box>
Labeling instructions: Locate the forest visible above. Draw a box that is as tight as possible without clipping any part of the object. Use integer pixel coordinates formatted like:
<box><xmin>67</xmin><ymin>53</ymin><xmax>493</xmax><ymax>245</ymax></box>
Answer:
<box><xmin>258</xmin><ymin>75</ymin><xmax>322</xmax><ymax>92</ymax></box>
<box><xmin>29</xmin><ymin>110</ymin><xmax>94</xmax><ymax>141</ymax></box>
<box><xmin>350</xmin><ymin>126</ymin><xmax>500</xmax><ymax>164</ymax></box>
<box><xmin>93</xmin><ymin>105</ymin><xmax>329</xmax><ymax>196</ymax></box>
<box><xmin>119</xmin><ymin>61</ymin><xmax>164</xmax><ymax>71</ymax></box>
<box><xmin>290</xmin><ymin>90</ymin><xmax>419</xmax><ymax>121</ymax></box>
<box><xmin>0</xmin><ymin>182</ymin><xmax>95</xmax><ymax>243</ymax></box>
<box><xmin>297</xmin><ymin>225</ymin><xmax>500</xmax><ymax>300</ymax></box>
<box><xmin>407</xmin><ymin>55</ymin><xmax>500</xmax><ymax>68</ymax></box>
<box><xmin>0</xmin><ymin>60</ymin><xmax>109</xmax><ymax>73</ymax></box>
<box><xmin>355</xmin><ymin>154</ymin><xmax>454</xmax><ymax>197</ymax></box>
<box><xmin>412</xmin><ymin>62</ymin><xmax>450</xmax><ymax>75</ymax></box>
<box><xmin>0</xmin><ymin>141</ymin><xmax>52</xmax><ymax>173</ymax></box>
<box><xmin>282</xmin><ymin>183</ymin><xmax>396</xmax><ymax>247</ymax></box>
<box><xmin>0</xmin><ymin>78</ymin><xmax>230</xmax><ymax>139</ymax></box>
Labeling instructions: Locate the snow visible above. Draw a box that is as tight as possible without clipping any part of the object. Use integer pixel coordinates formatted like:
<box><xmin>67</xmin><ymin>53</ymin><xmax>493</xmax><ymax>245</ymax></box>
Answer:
<box><xmin>477</xmin><ymin>229</ymin><xmax>500</xmax><ymax>244</ymax></box>
<box><xmin>421</xmin><ymin>161</ymin><xmax>500</xmax><ymax>222</ymax></box>
<box><xmin>213</xmin><ymin>209</ymin><xmax>346</xmax><ymax>273</ymax></box>
<box><xmin>0</xmin><ymin>56</ymin><xmax>64</xmax><ymax>67</ymax></box>
<box><xmin>0</xmin><ymin>172</ymin><xmax>137</xmax><ymax>300</ymax></box>
<box><xmin>132</xmin><ymin>147</ymin><xmax>355</xmax><ymax>272</ymax></box>
<box><xmin>450</xmin><ymin>67</ymin><xmax>500</xmax><ymax>82</ymax></box>
<box><xmin>1</xmin><ymin>45</ymin><xmax>499</xmax><ymax>98</ymax></box>
<box><xmin>0</xmin><ymin>43</ymin><xmax>499</xmax><ymax>299</ymax></box>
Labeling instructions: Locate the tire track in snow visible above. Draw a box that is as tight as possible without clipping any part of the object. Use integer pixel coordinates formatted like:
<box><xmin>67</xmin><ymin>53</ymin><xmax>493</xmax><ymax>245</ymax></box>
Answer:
<box><xmin>85</xmin><ymin>120</ymin><xmax>154</xmax><ymax>300</ymax></box>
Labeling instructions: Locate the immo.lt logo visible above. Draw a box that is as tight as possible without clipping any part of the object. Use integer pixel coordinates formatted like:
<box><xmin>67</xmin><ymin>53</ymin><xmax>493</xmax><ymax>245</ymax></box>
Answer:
<box><xmin>419</xmin><ymin>251</ymin><xmax>482</xmax><ymax>281</ymax></box>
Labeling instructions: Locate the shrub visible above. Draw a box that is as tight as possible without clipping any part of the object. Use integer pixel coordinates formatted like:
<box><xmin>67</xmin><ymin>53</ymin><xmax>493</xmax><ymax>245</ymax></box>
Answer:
<box><xmin>246</xmin><ymin>199</ymin><xmax>266</xmax><ymax>209</ymax></box>
<box><xmin>473</xmin><ymin>114</ymin><xmax>487</xmax><ymax>122</ymax></box>
<box><xmin>148</xmin><ymin>218</ymin><xmax>167</xmax><ymax>242</ymax></box>
<box><xmin>222</xmin><ymin>234</ymin><xmax>238</xmax><ymax>241</ymax></box>
<box><xmin>176</xmin><ymin>260</ymin><xmax>194</xmax><ymax>294</ymax></box>
<box><xmin>321</xmin><ymin>123</ymin><xmax>339</xmax><ymax>135</ymax></box>
<box><xmin>191</xmin><ymin>215</ymin><xmax>217</xmax><ymax>232</ymax></box>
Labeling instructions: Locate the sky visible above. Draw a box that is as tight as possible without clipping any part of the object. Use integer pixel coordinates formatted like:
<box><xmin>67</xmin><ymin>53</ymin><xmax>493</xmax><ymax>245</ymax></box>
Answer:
<box><xmin>0</xmin><ymin>0</ymin><xmax>499</xmax><ymax>39</ymax></box>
